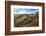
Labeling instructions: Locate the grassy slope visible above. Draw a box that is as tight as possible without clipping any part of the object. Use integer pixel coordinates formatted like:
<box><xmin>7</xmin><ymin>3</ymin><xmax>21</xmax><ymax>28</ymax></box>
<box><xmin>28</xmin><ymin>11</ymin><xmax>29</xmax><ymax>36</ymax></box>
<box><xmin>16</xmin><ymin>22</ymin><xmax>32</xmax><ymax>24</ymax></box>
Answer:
<box><xmin>14</xmin><ymin>12</ymin><xmax>39</xmax><ymax>27</ymax></box>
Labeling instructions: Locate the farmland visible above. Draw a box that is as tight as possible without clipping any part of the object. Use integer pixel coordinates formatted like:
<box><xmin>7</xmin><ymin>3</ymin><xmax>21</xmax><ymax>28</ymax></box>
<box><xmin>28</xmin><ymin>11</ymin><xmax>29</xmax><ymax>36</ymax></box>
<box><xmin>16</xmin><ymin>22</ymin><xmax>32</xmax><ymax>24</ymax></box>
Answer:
<box><xmin>14</xmin><ymin>12</ymin><xmax>39</xmax><ymax>27</ymax></box>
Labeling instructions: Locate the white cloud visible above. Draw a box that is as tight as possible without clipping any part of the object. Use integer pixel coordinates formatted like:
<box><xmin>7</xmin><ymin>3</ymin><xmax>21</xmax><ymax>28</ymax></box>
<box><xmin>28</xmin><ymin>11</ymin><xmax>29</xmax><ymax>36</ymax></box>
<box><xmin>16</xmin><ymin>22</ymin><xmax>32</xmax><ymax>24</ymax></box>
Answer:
<box><xmin>14</xmin><ymin>9</ymin><xmax>38</xmax><ymax>14</ymax></box>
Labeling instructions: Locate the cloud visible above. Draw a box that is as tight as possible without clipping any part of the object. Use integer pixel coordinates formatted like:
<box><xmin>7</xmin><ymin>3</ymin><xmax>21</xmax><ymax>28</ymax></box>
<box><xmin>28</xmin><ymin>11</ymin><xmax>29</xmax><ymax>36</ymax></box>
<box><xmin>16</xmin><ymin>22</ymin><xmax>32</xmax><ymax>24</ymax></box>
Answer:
<box><xmin>14</xmin><ymin>8</ymin><xmax>39</xmax><ymax>14</ymax></box>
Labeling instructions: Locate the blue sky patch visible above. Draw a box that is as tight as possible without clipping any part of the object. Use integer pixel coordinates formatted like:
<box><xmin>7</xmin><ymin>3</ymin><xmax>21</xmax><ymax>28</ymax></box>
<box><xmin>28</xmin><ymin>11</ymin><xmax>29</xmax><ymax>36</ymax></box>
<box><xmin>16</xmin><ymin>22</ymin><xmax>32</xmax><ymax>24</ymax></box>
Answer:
<box><xmin>14</xmin><ymin>8</ymin><xmax>39</xmax><ymax>14</ymax></box>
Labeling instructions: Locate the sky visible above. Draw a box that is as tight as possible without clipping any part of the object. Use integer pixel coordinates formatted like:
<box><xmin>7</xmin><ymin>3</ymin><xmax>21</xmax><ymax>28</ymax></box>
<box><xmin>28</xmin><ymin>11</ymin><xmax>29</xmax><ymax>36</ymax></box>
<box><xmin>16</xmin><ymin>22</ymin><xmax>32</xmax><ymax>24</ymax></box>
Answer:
<box><xmin>14</xmin><ymin>8</ymin><xmax>39</xmax><ymax>14</ymax></box>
